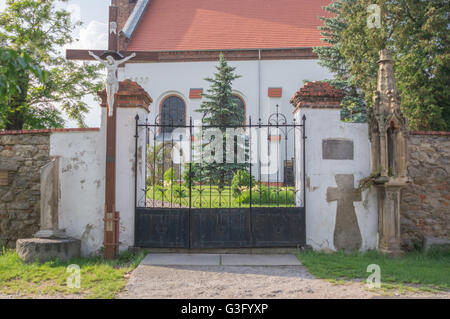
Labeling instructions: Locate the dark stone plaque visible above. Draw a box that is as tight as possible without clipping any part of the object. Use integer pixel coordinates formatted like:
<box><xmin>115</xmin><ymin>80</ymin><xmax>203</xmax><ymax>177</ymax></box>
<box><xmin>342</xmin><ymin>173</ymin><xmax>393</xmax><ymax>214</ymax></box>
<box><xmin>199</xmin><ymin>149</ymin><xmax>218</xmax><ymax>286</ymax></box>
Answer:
<box><xmin>322</xmin><ymin>139</ymin><xmax>354</xmax><ymax>160</ymax></box>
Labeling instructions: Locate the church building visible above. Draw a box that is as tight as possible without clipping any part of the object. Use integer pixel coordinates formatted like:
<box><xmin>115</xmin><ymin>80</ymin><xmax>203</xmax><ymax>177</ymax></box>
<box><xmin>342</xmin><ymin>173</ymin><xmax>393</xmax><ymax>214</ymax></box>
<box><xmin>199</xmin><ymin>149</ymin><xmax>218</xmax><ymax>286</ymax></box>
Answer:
<box><xmin>69</xmin><ymin>0</ymin><xmax>333</xmax><ymax>184</ymax></box>
<box><xmin>70</xmin><ymin>0</ymin><xmax>332</xmax><ymax>136</ymax></box>
<box><xmin>61</xmin><ymin>0</ymin><xmax>381</xmax><ymax>255</ymax></box>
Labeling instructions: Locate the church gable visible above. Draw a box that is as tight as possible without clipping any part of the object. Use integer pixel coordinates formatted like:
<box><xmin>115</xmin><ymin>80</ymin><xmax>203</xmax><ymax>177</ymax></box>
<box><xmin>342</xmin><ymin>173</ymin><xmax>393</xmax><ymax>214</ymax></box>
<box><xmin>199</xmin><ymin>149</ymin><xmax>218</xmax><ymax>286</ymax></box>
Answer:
<box><xmin>118</xmin><ymin>0</ymin><xmax>332</xmax><ymax>51</ymax></box>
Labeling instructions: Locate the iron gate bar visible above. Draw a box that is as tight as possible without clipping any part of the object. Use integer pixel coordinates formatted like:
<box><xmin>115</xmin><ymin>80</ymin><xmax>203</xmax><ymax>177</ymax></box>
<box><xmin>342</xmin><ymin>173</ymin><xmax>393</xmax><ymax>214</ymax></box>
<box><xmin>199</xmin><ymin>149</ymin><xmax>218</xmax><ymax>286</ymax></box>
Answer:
<box><xmin>134</xmin><ymin>110</ymin><xmax>306</xmax><ymax>249</ymax></box>
<box><xmin>135</xmin><ymin>117</ymin><xmax>306</xmax><ymax>210</ymax></box>
<box><xmin>189</xmin><ymin>117</ymin><xmax>193</xmax><ymax>247</ymax></box>
<box><xmin>249</xmin><ymin>116</ymin><xmax>253</xmax><ymax>244</ymax></box>
<box><xmin>302</xmin><ymin>114</ymin><xmax>306</xmax><ymax>217</ymax></box>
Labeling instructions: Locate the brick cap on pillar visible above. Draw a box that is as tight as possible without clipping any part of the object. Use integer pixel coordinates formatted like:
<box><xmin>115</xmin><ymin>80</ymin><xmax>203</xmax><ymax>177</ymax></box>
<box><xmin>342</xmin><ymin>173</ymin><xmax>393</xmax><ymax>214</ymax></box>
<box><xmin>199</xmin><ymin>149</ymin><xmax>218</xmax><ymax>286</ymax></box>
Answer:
<box><xmin>291</xmin><ymin>81</ymin><xmax>344</xmax><ymax>113</ymax></box>
<box><xmin>98</xmin><ymin>80</ymin><xmax>152</xmax><ymax>112</ymax></box>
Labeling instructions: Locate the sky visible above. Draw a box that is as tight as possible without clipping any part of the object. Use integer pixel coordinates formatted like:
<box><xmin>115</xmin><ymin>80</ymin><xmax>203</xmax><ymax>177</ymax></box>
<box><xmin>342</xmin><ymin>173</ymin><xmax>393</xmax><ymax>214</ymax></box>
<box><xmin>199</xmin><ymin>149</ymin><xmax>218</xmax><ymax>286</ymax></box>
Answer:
<box><xmin>0</xmin><ymin>0</ymin><xmax>111</xmax><ymax>127</ymax></box>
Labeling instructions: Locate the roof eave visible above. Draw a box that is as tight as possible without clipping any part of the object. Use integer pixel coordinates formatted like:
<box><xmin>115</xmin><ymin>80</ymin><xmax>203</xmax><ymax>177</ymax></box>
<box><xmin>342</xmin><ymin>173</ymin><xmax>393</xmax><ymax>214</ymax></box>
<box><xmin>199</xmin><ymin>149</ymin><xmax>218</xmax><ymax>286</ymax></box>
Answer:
<box><xmin>121</xmin><ymin>0</ymin><xmax>151</xmax><ymax>39</ymax></box>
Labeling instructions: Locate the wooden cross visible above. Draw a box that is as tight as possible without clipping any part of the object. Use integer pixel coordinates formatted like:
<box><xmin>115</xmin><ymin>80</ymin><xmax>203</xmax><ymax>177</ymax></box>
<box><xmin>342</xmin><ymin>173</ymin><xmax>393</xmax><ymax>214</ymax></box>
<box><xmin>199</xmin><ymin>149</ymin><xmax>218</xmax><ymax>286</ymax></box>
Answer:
<box><xmin>326</xmin><ymin>174</ymin><xmax>362</xmax><ymax>251</ymax></box>
<box><xmin>64</xmin><ymin>5</ymin><xmax>128</xmax><ymax>259</ymax></box>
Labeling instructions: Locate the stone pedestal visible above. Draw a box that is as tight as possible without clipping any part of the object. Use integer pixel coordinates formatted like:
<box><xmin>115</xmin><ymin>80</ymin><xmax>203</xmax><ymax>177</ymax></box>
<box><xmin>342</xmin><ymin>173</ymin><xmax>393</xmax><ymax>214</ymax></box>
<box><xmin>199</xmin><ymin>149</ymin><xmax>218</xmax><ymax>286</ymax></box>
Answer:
<box><xmin>16</xmin><ymin>238</ymin><xmax>81</xmax><ymax>263</ymax></box>
<box><xmin>34</xmin><ymin>157</ymin><xmax>66</xmax><ymax>238</ymax></box>
<box><xmin>376</xmin><ymin>183</ymin><xmax>405</xmax><ymax>255</ymax></box>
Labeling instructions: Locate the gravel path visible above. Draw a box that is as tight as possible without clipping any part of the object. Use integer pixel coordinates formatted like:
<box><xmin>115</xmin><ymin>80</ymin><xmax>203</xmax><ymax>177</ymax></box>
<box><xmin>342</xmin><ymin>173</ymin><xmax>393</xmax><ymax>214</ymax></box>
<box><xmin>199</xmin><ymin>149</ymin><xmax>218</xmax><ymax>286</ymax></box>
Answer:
<box><xmin>117</xmin><ymin>265</ymin><xmax>450</xmax><ymax>299</ymax></box>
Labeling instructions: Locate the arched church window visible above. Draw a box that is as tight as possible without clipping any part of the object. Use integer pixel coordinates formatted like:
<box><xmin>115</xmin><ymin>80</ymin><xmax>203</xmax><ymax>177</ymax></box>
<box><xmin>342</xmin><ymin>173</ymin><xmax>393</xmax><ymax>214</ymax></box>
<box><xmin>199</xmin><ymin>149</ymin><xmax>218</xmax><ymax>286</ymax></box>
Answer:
<box><xmin>231</xmin><ymin>94</ymin><xmax>246</xmax><ymax>124</ymax></box>
<box><xmin>160</xmin><ymin>95</ymin><xmax>186</xmax><ymax>133</ymax></box>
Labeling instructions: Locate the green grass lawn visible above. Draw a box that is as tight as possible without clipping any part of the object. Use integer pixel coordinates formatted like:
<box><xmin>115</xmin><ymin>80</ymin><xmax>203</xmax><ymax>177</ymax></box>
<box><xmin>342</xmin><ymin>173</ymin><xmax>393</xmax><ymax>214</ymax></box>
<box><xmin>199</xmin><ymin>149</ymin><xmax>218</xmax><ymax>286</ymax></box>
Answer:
<box><xmin>296</xmin><ymin>249</ymin><xmax>450</xmax><ymax>292</ymax></box>
<box><xmin>0</xmin><ymin>248</ymin><xmax>145</xmax><ymax>299</ymax></box>
<box><xmin>147</xmin><ymin>185</ymin><xmax>296</xmax><ymax>208</ymax></box>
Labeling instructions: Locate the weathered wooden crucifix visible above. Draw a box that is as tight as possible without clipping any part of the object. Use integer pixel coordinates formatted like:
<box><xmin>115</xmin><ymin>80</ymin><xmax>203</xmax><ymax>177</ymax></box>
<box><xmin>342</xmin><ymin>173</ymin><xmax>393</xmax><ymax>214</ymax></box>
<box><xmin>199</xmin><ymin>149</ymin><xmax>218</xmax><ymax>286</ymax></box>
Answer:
<box><xmin>326</xmin><ymin>174</ymin><xmax>362</xmax><ymax>251</ymax></box>
<box><xmin>88</xmin><ymin>51</ymin><xmax>136</xmax><ymax>117</ymax></box>
<box><xmin>64</xmin><ymin>5</ymin><xmax>137</xmax><ymax>259</ymax></box>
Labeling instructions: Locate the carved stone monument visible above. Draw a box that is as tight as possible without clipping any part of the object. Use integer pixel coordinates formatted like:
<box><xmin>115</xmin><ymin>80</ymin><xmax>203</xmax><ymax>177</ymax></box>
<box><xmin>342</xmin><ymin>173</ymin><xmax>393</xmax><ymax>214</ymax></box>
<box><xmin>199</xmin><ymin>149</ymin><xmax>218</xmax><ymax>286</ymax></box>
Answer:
<box><xmin>16</xmin><ymin>157</ymin><xmax>81</xmax><ymax>262</ymax></box>
<box><xmin>369</xmin><ymin>49</ymin><xmax>410</xmax><ymax>255</ymax></box>
<box><xmin>34</xmin><ymin>157</ymin><xmax>66</xmax><ymax>238</ymax></box>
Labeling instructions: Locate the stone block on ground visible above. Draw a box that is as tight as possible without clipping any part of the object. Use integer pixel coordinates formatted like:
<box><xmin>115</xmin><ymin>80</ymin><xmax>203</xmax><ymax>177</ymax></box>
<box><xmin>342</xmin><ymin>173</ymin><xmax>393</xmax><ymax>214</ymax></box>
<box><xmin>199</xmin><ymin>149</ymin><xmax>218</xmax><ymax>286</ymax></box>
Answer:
<box><xmin>423</xmin><ymin>236</ymin><xmax>450</xmax><ymax>252</ymax></box>
<box><xmin>16</xmin><ymin>238</ymin><xmax>81</xmax><ymax>263</ymax></box>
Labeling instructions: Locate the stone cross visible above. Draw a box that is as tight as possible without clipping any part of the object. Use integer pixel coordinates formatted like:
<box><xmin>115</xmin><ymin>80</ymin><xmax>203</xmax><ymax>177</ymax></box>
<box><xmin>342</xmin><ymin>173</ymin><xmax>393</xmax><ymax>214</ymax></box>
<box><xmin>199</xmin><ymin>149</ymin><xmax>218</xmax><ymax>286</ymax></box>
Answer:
<box><xmin>326</xmin><ymin>174</ymin><xmax>362</xmax><ymax>251</ymax></box>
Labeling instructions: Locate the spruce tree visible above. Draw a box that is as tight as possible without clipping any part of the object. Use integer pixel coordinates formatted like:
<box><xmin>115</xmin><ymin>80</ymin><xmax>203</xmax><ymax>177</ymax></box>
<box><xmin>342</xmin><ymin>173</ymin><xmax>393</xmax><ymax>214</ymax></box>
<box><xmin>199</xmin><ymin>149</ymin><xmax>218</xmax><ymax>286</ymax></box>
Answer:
<box><xmin>193</xmin><ymin>53</ymin><xmax>247</xmax><ymax>190</ymax></box>
<box><xmin>197</xmin><ymin>53</ymin><xmax>243</xmax><ymax>128</ymax></box>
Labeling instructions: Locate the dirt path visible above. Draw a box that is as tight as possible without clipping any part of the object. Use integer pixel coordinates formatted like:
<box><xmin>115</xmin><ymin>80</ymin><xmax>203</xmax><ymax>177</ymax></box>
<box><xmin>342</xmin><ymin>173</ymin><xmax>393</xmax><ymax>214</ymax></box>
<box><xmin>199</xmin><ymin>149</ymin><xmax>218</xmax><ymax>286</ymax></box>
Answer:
<box><xmin>117</xmin><ymin>265</ymin><xmax>450</xmax><ymax>299</ymax></box>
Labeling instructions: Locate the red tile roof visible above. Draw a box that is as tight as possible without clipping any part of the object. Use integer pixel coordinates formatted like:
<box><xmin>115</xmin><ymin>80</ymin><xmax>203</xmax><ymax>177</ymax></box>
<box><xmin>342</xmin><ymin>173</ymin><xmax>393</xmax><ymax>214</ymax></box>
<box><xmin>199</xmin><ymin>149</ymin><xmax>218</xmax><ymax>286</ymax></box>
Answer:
<box><xmin>126</xmin><ymin>0</ymin><xmax>332</xmax><ymax>51</ymax></box>
<box><xmin>291</xmin><ymin>81</ymin><xmax>344</xmax><ymax>110</ymax></box>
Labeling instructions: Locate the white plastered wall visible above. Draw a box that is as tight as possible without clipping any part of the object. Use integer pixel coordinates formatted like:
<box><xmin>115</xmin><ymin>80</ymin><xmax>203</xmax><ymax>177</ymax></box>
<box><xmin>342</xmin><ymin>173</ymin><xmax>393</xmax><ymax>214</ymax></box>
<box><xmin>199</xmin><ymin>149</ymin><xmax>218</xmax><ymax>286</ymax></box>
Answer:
<box><xmin>115</xmin><ymin>107</ymin><xmax>149</xmax><ymax>252</ymax></box>
<box><xmin>294</xmin><ymin>108</ymin><xmax>378</xmax><ymax>251</ymax></box>
<box><xmin>50</xmin><ymin>127</ymin><xmax>105</xmax><ymax>256</ymax></box>
<box><xmin>51</xmin><ymin>106</ymin><xmax>148</xmax><ymax>255</ymax></box>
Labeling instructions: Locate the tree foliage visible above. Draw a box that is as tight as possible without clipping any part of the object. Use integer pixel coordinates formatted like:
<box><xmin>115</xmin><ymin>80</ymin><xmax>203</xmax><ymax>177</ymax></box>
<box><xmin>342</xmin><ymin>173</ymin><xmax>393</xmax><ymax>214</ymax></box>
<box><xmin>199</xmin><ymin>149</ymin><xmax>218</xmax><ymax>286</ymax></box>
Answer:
<box><xmin>196</xmin><ymin>53</ymin><xmax>243</xmax><ymax>128</ymax></box>
<box><xmin>0</xmin><ymin>0</ymin><xmax>103</xmax><ymax>130</ymax></box>
<box><xmin>317</xmin><ymin>0</ymin><xmax>449</xmax><ymax>130</ymax></box>
<box><xmin>193</xmin><ymin>53</ymin><xmax>247</xmax><ymax>189</ymax></box>
<box><xmin>314</xmin><ymin>0</ymin><xmax>367</xmax><ymax>123</ymax></box>
<box><xmin>0</xmin><ymin>47</ymin><xmax>49</xmax><ymax>128</ymax></box>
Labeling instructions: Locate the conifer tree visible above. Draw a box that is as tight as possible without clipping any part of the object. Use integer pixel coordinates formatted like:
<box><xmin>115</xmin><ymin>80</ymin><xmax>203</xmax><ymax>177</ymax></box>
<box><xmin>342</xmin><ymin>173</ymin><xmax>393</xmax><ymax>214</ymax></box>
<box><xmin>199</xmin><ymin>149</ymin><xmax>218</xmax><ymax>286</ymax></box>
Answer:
<box><xmin>193</xmin><ymin>53</ymin><xmax>247</xmax><ymax>190</ymax></box>
<box><xmin>196</xmin><ymin>53</ymin><xmax>243</xmax><ymax>128</ymax></box>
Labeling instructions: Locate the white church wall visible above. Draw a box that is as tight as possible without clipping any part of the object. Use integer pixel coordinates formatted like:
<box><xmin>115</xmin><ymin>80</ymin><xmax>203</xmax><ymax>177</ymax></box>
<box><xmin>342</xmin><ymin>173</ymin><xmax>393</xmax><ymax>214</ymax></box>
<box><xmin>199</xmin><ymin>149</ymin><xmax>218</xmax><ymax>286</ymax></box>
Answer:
<box><xmin>294</xmin><ymin>108</ymin><xmax>378</xmax><ymax>252</ymax></box>
<box><xmin>115</xmin><ymin>107</ymin><xmax>149</xmax><ymax>252</ymax></box>
<box><xmin>121</xmin><ymin>59</ymin><xmax>331</xmax><ymax>183</ymax></box>
<box><xmin>50</xmin><ymin>127</ymin><xmax>105</xmax><ymax>256</ymax></box>
<box><xmin>122</xmin><ymin>59</ymin><xmax>331</xmax><ymax>125</ymax></box>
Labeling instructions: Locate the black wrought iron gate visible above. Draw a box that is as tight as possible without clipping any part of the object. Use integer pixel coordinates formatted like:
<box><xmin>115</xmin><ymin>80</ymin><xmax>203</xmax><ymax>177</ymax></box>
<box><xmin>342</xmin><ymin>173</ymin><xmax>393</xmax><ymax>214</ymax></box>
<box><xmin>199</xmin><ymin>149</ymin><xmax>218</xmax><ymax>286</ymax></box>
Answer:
<box><xmin>134</xmin><ymin>108</ymin><xmax>306</xmax><ymax>248</ymax></box>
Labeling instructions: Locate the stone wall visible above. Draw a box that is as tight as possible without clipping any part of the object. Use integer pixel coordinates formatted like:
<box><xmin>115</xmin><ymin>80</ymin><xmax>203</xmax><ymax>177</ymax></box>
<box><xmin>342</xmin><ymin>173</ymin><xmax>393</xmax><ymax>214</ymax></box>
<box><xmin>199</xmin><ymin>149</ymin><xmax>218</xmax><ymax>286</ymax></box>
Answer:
<box><xmin>401</xmin><ymin>132</ymin><xmax>450</xmax><ymax>250</ymax></box>
<box><xmin>0</xmin><ymin>132</ymin><xmax>51</xmax><ymax>247</ymax></box>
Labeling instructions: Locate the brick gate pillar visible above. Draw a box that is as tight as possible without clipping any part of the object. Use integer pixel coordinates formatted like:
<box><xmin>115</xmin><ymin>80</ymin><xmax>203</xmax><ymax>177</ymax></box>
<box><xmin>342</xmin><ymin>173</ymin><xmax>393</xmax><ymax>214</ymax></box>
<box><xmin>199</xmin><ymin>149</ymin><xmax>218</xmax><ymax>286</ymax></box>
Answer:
<box><xmin>98</xmin><ymin>80</ymin><xmax>152</xmax><ymax>258</ymax></box>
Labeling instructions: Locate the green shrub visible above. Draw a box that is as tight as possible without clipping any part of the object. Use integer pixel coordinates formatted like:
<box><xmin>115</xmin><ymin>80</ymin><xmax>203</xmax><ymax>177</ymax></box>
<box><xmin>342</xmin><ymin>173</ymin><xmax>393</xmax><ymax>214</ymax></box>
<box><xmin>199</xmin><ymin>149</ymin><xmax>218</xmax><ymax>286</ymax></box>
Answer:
<box><xmin>236</xmin><ymin>185</ymin><xmax>267</xmax><ymax>204</ymax></box>
<box><xmin>237</xmin><ymin>185</ymin><xmax>295</xmax><ymax>205</ymax></box>
<box><xmin>182</xmin><ymin>164</ymin><xmax>192</xmax><ymax>187</ymax></box>
<box><xmin>270</xmin><ymin>189</ymin><xmax>295</xmax><ymax>205</ymax></box>
<box><xmin>231</xmin><ymin>170</ymin><xmax>254</xmax><ymax>197</ymax></box>
<box><xmin>164</xmin><ymin>168</ymin><xmax>176</xmax><ymax>184</ymax></box>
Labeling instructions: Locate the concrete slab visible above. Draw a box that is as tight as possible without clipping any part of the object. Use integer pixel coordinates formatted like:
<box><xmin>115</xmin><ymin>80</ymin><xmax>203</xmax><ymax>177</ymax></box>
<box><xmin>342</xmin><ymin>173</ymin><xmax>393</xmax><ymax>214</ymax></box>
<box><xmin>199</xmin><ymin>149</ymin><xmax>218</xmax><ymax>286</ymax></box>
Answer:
<box><xmin>221</xmin><ymin>254</ymin><xmax>302</xmax><ymax>266</ymax></box>
<box><xmin>141</xmin><ymin>253</ymin><xmax>221</xmax><ymax>266</ymax></box>
<box><xmin>141</xmin><ymin>253</ymin><xmax>302</xmax><ymax>266</ymax></box>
